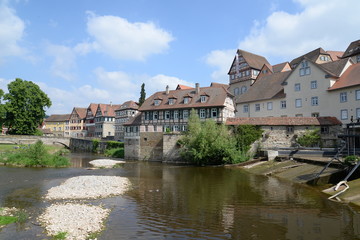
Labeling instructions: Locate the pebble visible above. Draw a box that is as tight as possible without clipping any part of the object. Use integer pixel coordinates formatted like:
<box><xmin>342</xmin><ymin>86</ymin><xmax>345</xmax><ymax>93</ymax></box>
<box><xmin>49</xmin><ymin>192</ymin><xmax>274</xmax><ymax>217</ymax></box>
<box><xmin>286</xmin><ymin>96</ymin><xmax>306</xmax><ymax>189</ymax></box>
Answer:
<box><xmin>89</xmin><ymin>159</ymin><xmax>125</xmax><ymax>168</ymax></box>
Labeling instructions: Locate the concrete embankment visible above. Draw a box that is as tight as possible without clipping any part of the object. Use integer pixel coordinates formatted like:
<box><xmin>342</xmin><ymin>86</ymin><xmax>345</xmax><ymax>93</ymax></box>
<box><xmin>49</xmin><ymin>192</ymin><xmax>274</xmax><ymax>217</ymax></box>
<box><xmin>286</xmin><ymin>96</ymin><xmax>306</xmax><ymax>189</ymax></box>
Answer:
<box><xmin>241</xmin><ymin>157</ymin><xmax>360</xmax><ymax>207</ymax></box>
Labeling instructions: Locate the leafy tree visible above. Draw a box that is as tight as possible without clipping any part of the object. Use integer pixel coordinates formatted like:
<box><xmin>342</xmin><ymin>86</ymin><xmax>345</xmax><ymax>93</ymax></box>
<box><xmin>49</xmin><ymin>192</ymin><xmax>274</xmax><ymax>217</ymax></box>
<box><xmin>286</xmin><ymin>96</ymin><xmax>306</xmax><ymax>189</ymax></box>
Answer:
<box><xmin>179</xmin><ymin>109</ymin><xmax>244</xmax><ymax>165</ymax></box>
<box><xmin>296</xmin><ymin>128</ymin><xmax>321</xmax><ymax>147</ymax></box>
<box><xmin>2</xmin><ymin>78</ymin><xmax>52</xmax><ymax>135</ymax></box>
<box><xmin>138</xmin><ymin>83</ymin><xmax>146</xmax><ymax>107</ymax></box>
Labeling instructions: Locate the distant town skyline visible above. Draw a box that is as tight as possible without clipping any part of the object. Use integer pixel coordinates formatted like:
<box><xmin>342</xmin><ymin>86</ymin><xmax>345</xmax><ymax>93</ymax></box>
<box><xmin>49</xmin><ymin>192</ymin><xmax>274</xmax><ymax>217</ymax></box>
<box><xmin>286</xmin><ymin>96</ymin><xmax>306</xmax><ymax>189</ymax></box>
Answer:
<box><xmin>0</xmin><ymin>0</ymin><xmax>359</xmax><ymax>114</ymax></box>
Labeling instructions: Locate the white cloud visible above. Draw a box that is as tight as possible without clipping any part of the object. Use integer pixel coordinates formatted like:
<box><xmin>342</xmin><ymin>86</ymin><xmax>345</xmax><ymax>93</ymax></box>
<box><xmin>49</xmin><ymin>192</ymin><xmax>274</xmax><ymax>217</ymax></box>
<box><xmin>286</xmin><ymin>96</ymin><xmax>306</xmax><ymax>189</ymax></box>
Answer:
<box><xmin>0</xmin><ymin>1</ymin><xmax>26</xmax><ymax>60</ymax></box>
<box><xmin>205</xmin><ymin>49</ymin><xmax>235</xmax><ymax>83</ymax></box>
<box><xmin>145</xmin><ymin>74</ymin><xmax>194</xmax><ymax>93</ymax></box>
<box><xmin>46</xmin><ymin>44</ymin><xmax>77</xmax><ymax>81</ymax></box>
<box><xmin>84</xmin><ymin>12</ymin><xmax>174</xmax><ymax>61</ymax></box>
<box><xmin>239</xmin><ymin>0</ymin><xmax>360</xmax><ymax>63</ymax></box>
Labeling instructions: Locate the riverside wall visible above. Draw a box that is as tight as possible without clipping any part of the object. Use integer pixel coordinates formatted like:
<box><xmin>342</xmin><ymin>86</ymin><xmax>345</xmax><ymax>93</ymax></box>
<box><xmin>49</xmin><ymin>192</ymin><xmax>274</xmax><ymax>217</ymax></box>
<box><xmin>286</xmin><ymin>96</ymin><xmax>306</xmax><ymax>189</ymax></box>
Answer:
<box><xmin>0</xmin><ymin>135</ymin><xmax>70</xmax><ymax>147</ymax></box>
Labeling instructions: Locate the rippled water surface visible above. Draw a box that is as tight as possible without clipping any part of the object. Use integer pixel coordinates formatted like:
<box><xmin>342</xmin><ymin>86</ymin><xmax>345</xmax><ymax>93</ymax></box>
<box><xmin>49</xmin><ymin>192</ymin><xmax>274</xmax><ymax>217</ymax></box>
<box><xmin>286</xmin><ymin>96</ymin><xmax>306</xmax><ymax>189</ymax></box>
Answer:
<box><xmin>1</xmin><ymin>154</ymin><xmax>360</xmax><ymax>240</ymax></box>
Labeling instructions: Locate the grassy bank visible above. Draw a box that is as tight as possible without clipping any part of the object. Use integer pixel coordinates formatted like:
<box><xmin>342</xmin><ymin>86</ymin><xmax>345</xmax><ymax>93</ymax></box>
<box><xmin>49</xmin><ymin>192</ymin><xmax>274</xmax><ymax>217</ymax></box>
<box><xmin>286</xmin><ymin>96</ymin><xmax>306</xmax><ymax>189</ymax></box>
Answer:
<box><xmin>0</xmin><ymin>141</ymin><xmax>70</xmax><ymax>167</ymax></box>
<box><xmin>0</xmin><ymin>208</ymin><xmax>27</xmax><ymax>227</ymax></box>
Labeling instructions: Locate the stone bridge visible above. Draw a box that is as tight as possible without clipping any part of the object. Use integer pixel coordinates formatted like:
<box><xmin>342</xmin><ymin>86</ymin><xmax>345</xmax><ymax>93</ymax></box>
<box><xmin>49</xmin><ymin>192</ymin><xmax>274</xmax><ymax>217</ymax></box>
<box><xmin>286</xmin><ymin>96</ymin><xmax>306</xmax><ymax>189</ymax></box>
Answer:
<box><xmin>0</xmin><ymin>135</ymin><xmax>70</xmax><ymax>148</ymax></box>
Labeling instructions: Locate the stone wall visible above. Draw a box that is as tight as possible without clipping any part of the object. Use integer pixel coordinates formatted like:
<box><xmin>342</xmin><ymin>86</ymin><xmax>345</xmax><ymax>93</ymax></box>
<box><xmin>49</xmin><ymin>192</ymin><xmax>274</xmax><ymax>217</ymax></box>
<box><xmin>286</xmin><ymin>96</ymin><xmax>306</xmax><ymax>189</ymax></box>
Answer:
<box><xmin>124</xmin><ymin>137</ymin><xmax>141</xmax><ymax>160</ymax></box>
<box><xmin>140</xmin><ymin>132</ymin><xmax>163</xmax><ymax>161</ymax></box>
<box><xmin>0</xmin><ymin>135</ymin><xmax>70</xmax><ymax>147</ymax></box>
<box><xmin>69</xmin><ymin>138</ymin><xmax>108</xmax><ymax>153</ymax></box>
<box><xmin>163</xmin><ymin>133</ymin><xmax>182</xmax><ymax>163</ymax></box>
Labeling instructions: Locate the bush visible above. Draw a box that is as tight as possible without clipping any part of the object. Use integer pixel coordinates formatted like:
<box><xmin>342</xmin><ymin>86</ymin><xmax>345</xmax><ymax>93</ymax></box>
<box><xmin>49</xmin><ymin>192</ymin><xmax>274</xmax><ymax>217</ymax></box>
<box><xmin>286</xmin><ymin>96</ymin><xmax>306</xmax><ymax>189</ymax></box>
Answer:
<box><xmin>106</xmin><ymin>141</ymin><xmax>124</xmax><ymax>149</ymax></box>
<box><xmin>104</xmin><ymin>148</ymin><xmax>124</xmax><ymax>158</ymax></box>
<box><xmin>344</xmin><ymin>155</ymin><xmax>360</xmax><ymax>166</ymax></box>
<box><xmin>235</xmin><ymin>125</ymin><xmax>263</xmax><ymax>152</ymax></box>
<box><xmin>92</xmin><ymin>139</ymin><xmax>100</xmax><ymax>153</ymax></box>
<box><xmin>296</xmin><ymin>129</ymin><xmax>321</xmax><ymax>147</ymax></box>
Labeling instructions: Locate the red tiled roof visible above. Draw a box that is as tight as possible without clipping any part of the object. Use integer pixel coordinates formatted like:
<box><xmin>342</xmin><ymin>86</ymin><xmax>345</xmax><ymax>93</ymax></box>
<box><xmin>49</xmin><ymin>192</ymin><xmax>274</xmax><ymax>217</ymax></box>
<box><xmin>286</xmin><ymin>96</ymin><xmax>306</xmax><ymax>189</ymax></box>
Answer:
<box><xmin>139</xmin><ymin>83</ymin><xmax>233</xmax><ymax>111</ymax></box>
<box><xmin>226</xmin><ymin>117</ymin><xmax>342</xmax><ymax>126</ymax></box>
<box><xmin>328</xmin><ymin>63</ymin><xmax>360</xmax><ymax>91</ymax></box>
<box><xmin>87</xmin><ymin>103</ymin><xmax>99</xmax><ymax>117</ymax></box>
<box><xmin>272</xmin><ymin>62</ymin><xmax>291</xmax><ymax>73</ymax></box>
<box><xmin>290</xmin><ymin>48</ymin><xmax>328</xmax><ymax>68</ymax></box>
<box><xmin>327</xmin><ymin>51</ymin><xmax>344</xmax><ymax>61</ymax></box>
<box><xmin>96</xmin><ymin>104</ymin><xmax>122</xmax><ymax>117</ymax></box>
<box><xmin>342</xmin><ymin>39</ymin><xmax>360</xmax><ymax>58</ymax></box>
<box><xmin>72</xmin><ymin>107</ymin><xmax>87</xmax><ymax>119</ymax></box>
<box><xmin>123</xmin><ymin>113</ymin><xmax>142</xmax><ymax>126</ymax></box>
<box><xmin>117</xmin><ymin>100</ymin><xmax>139</xmax><ymax>110</ymax></box>
<box><xmin>318</xmin><ymin>58</ymin><xmax>349</xmax><ymax>77</ymax></box>
<box><xmin>45</xmin><ymin>114</ymin><xmax>70</xmax><ymax>122</ymax></box>
<box><xmin>176</xmin><ymin>84</ymin><xmax>193</xmax><ymax>90</ymax></box>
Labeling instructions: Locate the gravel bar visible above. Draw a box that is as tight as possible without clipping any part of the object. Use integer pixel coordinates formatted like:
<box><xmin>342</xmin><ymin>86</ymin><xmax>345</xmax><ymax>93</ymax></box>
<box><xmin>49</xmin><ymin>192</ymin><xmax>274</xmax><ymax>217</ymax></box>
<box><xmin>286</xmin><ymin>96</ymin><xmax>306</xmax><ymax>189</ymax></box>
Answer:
<box><xmin>89</xmin><ymin>159</ymin><xmax>125</xmax><ymax>168</ymax></box>
<box><xmin>39</xmin><ymin>203</ymin><xmax>109</xmax><ymax>240</ymax></box>
<box><xmin>45</xmin><ymin>175</ymin><xmax>130</xmax><ymax>200</ymax></box>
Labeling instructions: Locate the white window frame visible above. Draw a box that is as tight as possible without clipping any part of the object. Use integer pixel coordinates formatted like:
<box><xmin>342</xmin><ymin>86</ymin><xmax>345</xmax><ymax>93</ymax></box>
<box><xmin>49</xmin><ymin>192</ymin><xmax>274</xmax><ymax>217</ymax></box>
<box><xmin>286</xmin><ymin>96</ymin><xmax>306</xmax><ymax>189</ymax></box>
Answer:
<box><xmin>280</xmin><ymin>101</ymin><xmax>286</xmax><ymax>109</ymax></box>
<box><xmin>267</xmin><ymin>102</ymin><xmax>273</xmax><ymax>110</ymax></box>
<box><xmin>356</xmin><ymin>108</ymin><xmax>360</xmax><ymax>120</ymax></box>
<box><xmin>200</xmin><ymin>96</ymin><xmax>206</xmax><ymax>103</ymax></box>
<box><xmin>174</xmin><ymin>110</ymin><xmax>179</xmax><ymax>119</ymax></box>
<box><xmin>153</xmin><ymin>111</ymin><xmax>158</xmax><ymax>120</ymax></box>
<box><xmin>311</xmin><ymin>80</ymin><xmax>317</xmax><ymax>89</ymax></box>
<box><xmin>340</xmin><ymin>92</ymin><xmax>347</xmax><ymax>103</ymax></box>
<box><xmin>243</xmin><ymin>105</ymin><xmax>249</xmax><ymax>113</ymax></box>
<box><xmin>234</xmin><ymin>87</ymin><xmax>240</xmax><ymax>96</ymax></box>
<box><xmin>295</xmin><ymin>98</ymin><xmax>302</xmax><ymax>108</ymax></box>
<box><xmin>169</xmin><ymin>98</ymin><xmax>174</xmax><ymax>105</ymax></box>
<box><xmin>184</xmin><ymin>97</ymin><xmax>189</xmax><ymax>104</ymax></box>
<box><xmin>183</xmin><ymin>110</ymin><xmax>189</xmax><ymax>119</ymax></box>
<box><xmin>165</xmin><ymin>111</ymin><xmax>170</xmax><ymax>120</ymax></box>
<box><xmin>294</xmin><ymin>83</ymin><xmax>301</xmax><ymax>92</ymax></box>
<box><xmin>211</xmin><ymin>108</ymin><xmax>217</xmax><ymax>118</ymax></box>
<box><xmin>154</xmin><ymin>99</ymin><xmax>160</xmax><ymax>106</ymax></box>
<box><xmin>311</xmin><ymin>96</ymin><xmax>319</xmax><ymax>106</ymax></box>
<box><xmin>341</xmin><ymin>109</ymin><xmax>348</xmax><ymax>120</ymax></box>
<box><xmin>299</xmin><ymin>60</ymin><xmax>311</xmax><ymax>76</ymax></box>
<box><xmin>200</xmin><ymin>109</ymin><xmax>206</xmax><ymax>119</ymax></box>
<box><xmin>356</xmin><ymin>90</ymin><xmax>360</xmax><ymax>100</ymax></box>
<box><xmin>255</xmin><ymin>104</ymin><xmax>260</xmax><ymax>112</ymax></box>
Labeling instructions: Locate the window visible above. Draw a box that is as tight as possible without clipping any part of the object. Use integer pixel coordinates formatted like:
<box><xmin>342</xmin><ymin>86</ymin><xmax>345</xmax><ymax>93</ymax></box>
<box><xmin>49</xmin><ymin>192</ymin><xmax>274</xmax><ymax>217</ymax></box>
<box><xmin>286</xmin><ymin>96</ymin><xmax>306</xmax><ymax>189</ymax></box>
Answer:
<box><xmin>154</xmin><ymin>99</ymin><xmax>161</xmax><ymax>106</ymax></box>
<box><xmin>211</xmin><ymin>108</ymin><xmax>217</xmax><ymax>118</ymax></box>
<box><xmin>183</xmin><ymin>110</ymin><xmax>189</xmax><ymax>119</ymax></box>
<box><xmin>234</xmin><ymin>87</ymin><xmax>240</xmax><ymax>96</ymax></box>
<box><xmin>184</xmin><ymin>97</ymin><xmax>190</xmax><ymax>104</ymax></box>
<box><xmin>295</xmin><ymin>99</ymin><xmax>302</xmax><ymax>108</ymax></box>
<box><xmin>174</xmin><ymin>125</ymin><xmax>180</xmax><ymax>132</ymax></box>
<box><xmin>165</xmin><ymin>111</ymin><xmax>170</xmax><ymax>120</ymax></box>
<box><xmin>241</xmin><ymin>86</ymin><xmax>247</xmax><ymax>94</ymax></box>
<box><xmin>311</xmin><ymin>80</ymin><xmax>317</xmax><ymax>89</ymax></box>
<box><xmin>341</xmin><ymin>109</ymin><xmax>348</xmax><ymax>120</ymax></box>
<box><xmin>299</xmin><ymin>60</ymin><xmax>311</xmax><ymax>76</ymax></box>
<box><xmin>287</xmin><ymin>126</ymin><xmax>294</xmax><ymax>133</ymax></box>
<box><xmin>267</xmin><ymin>102</ymin><xmax>273</xmax><ymax>110</ymax></box>
<box><xmin>295</xmin><ymin>114</ymin><xmax>303</xmax><ymax>117</ymax></box>
<box><xmin>153</xmin><ymin>111</ymin><xmax>158</xmax><ymax>120</ymax></box>
<box><xmin>356</xmin><ymin>108</ymin><xmax>360</xmax><ymax>120</ymax></box>
<box><xmin>311</xmin><ymin>97</ymin><xmax>319</xmax><ymax>106</ymax></box>
<box><xmin>294</xmin><ymin>83</ymin><xmax>301</xmax><ymax>91</ymax></box>
<box><xmin>356</xmin><ymin>90</ymin><xmax>360</xmax><ymax>100</ymax></box>
<box><xmin>253</xmin><ymin>70</ymin><xmax>260</xmax><ymax>76</ymax></box>
<box><xmin>357</xmin><ymin>55</ymin><xmax>360</xmax><ymax>63</ymax></box>
<box><xmin>174</xmin><ymin>110</ymin><xmax>179</xmax><ymax>119</ymax></box>
<box><xmin>312</xmin><ymin>112</ymin><xmax>320</xmax><ymax>117</ymax></box>
<box><xmin>340</xmin><ymin>92</ymin><xmax>347</xmax><ymax>102</ymax></box>
<box><xmin>169</xmin><ymin>98</ymin><xmax>175</xmax><ymax>105</ymax></box>
<box><xmin>255</xmin><ymin>104</ymin><xmax>260</xmax><ymax>112</ymax></box>
<box><xmin>280</xmin><ymin>101</ymin><xmax>286</xmax><ymax>109</ymax></box>
<box><xmin>243</xmin><ymin>105</ymin><xmax>249</xmax><ymax>113</ymax></box>
<box><xmin>321</xmin><ymin>126</ymin><xmax>329</xmax><ymax>134</ymax></box>
<box><xmin>200</xmin><ymin>109</ymin><xmax>206</xmax><ymax>119</ymax></box>
<box><xmin>200</xmin><ymin>96</ymin><xmax>207</xmax><ymax>103</ymax></box>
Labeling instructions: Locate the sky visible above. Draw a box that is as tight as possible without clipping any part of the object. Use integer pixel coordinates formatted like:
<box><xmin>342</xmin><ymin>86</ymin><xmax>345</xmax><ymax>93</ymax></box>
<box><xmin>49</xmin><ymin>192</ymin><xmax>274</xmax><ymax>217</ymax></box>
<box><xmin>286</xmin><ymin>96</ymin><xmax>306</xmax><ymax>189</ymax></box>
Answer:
<box><xmin>0</xmin><ymin>0</ymin><xmax>359</xmax><ymax>115</ymax></box>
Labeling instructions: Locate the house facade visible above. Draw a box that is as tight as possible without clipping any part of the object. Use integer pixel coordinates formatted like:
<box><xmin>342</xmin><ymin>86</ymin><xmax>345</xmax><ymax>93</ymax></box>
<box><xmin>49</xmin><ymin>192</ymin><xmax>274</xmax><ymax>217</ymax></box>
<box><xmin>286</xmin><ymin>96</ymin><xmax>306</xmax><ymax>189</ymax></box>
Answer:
<box><xmin>114</xmin><ymin>100</ymin><xmax>139</xmax><ymax>141</ymax></box>
<box><xmin>69</xmin><ymin>107</ymin><xmax>87</xmax><ymax>137</ymax></box>
<box><xmin>85</xmin><ymin>103</ymin><xmax>99</xmax><ymax>137</ymax></box>
<box><xmin>232</xmin><ymin>40</ymin><xmax>360</xmax><ymax>126</ymax></box>
<box><xmin>44</xmin><ymin>114</ymin><xmax>70</xmax><ymax>137</ymax></box>
<box><xmin>94</xmin><ymin>103</ymin><xmax>121</xmax><ymax>139</ymax></box>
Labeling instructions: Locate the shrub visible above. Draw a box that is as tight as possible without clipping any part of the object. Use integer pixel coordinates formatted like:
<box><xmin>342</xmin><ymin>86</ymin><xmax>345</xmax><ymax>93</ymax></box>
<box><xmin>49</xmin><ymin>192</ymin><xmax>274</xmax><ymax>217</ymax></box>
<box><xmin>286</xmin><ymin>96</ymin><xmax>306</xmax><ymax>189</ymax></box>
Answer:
<box><xmin>296</xmin><ymin>129</ymin><xmax>321</xmax><ymax>147</ymax></box>
<box><xmin>92</xmin><ymin>139</ymin><xmax>100</xmax><ymax>153</ymax></box>
<box><xmin>106</xmin><ymin>141</ymin><xmax>124</xmax><ymax>149</ymax></box>
<box><xmin>344</xmin><ymin>155</ymin><xmax>360</xmax><ymax>165</ymax></box>
<box><xmin>104</xmin><ymin>148</ymin><xmax>124</xmax><ymax>158</ymax></box>
<box><xmin>235</xmin><ymin>125</ymin><xmax>263</xmax><ymax>152</ymax></box>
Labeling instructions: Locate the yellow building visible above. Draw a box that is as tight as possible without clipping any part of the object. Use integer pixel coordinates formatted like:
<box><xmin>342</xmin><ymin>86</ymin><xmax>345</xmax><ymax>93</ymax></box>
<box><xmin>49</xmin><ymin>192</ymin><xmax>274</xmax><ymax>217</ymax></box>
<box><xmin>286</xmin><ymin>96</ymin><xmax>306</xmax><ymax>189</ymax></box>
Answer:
<box><xmin>44</xmin><ymin>114</ymin><xmax>70</xmax><ymax>137</ymax></box>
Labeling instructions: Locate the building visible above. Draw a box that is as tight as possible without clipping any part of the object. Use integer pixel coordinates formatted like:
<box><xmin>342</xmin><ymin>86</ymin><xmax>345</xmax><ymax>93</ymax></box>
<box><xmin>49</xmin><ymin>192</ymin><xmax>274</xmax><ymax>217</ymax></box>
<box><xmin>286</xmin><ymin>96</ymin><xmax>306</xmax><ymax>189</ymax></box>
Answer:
<box><xmin>69</xmin><ymin>107</ymin><xmax>87</xmax><ymax>137</ymax></box>
<box><xmin>114</xmin><ymin>100</ymin><xmax>139</xmax><ymax>141</ymax></box>
<box><xmin>85</xmin><ymin>103</ymin><xmax>99</xmax><ymax>137</ymax></box>
<box><xmin>44</xmin><ymin>114</ymin><xmax>70</xmax><ymax>137</ymax></box>
<box><xmin>231</xmin><ymin>39</ymin><xmax>360</xmax><ymax>126</ymax></box>
<box><xmin>94</xmin><ymin>103</ymin><xmax>121</xmax><ymax>139</ymax></box>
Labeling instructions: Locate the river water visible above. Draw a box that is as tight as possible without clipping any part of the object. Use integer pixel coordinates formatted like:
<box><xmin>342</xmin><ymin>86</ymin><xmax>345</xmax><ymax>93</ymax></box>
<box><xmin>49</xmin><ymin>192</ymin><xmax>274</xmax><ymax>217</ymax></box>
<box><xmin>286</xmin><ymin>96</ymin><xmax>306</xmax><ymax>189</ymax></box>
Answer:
<box><xmin>1</xmin><ymin>153</ymin><xmax>360</xmax><ymax>240</ymax></box>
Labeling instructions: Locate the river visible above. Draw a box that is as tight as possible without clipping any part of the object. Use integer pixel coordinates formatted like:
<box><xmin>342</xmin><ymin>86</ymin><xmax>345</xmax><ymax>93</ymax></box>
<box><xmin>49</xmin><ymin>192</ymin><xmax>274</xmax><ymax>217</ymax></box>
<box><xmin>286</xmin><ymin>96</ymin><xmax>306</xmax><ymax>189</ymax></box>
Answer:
<box><xmin>1</xmin><ymin>153</ymin><xmax>360</xmax><ymax>240</ymax></box>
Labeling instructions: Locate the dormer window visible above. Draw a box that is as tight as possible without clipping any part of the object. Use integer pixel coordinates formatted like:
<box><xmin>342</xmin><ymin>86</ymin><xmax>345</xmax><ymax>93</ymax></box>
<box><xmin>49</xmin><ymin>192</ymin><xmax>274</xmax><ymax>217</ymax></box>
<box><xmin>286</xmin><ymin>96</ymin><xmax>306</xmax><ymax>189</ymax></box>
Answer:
<box><xmin>169</xmin><ymin>98</ymin><xmax>175</xmax><ymax>105</ymax></box>
<box><xmin>200</xmin><ymin>95</ymin><xmax>207</xmax><ymax>103</ymax></box>
<box><xmin>154</xmin><ymin>99</ymin><xmax>161</xmax><ymax>106</ymax></box>
<box><xmin>184</xmin><ymin>97</ymin><xmax>190</xmax><ymax>104</ymax></box>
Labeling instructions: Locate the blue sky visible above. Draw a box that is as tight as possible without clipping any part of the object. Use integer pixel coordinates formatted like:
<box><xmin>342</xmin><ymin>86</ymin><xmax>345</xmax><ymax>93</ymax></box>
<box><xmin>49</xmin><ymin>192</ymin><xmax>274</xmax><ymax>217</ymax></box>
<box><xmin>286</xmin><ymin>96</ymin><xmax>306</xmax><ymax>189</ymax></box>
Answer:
<box><xmin>0</xmin><ymin>0</ymin><xmax>359</xmax><ymax>114</ymax></box>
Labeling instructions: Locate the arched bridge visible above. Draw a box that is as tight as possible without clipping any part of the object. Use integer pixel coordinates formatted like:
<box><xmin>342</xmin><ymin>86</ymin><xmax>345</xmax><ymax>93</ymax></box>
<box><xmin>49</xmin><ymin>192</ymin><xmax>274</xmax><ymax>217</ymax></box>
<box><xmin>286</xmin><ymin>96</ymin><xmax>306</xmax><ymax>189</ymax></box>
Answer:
<box><xmin>0</xmin><ymin>135</ymin><xmax>70</xmax><ymax>148</ymax></box>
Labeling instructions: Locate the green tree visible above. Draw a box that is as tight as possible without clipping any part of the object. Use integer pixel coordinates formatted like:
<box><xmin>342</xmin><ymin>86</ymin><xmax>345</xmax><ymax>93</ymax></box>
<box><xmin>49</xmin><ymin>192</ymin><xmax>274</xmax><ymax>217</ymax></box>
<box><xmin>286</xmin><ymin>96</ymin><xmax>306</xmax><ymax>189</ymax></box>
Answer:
<box><xmin>179</xmin><ymin>109</ymin><xmax>244</xmax><ymax>165</ymax></box>
<box><xmin>296</xmin><ymin>128</ymin><xmax>321</xmax><ymax>147</ymax></box>
<box><xmin>235</xmin><ymin>125</ymin><xmax>263</xmax><ymax>152</ymax></box>
<box><xmin>138</xmin><ymin>83</ymin><xmax>146</xmax><ymax>107</ymax></box>
<box><xmin>2</xmin><ymin>78</ymin><xmax>52</xmax><ymax>135</ymax></box>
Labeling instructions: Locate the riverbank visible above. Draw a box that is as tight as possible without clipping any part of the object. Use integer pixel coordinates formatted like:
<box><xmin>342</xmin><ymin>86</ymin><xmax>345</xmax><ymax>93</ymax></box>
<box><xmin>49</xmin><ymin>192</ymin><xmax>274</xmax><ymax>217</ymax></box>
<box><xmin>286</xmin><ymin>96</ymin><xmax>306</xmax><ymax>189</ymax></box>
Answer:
<box><xmin>241</xmin><ymin>157</ymin><xmax>360</xmax><ymax>208</ymax></box>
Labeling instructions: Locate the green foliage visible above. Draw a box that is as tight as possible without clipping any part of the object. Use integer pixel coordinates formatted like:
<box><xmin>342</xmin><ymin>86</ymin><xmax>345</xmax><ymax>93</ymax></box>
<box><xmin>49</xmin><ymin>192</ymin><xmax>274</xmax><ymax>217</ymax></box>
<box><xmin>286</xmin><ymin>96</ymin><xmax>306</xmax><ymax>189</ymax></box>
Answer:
<box><xmin>296</xmin><ymin>129</ymin><xmax>321</xmax><ymax>147</ymax></box>
<box><xmin>33</xmin><ymin>129</ymin><xmax>44</xmax><ymax>136</ymax></box>
<box><xmin>52</xmin><ymin>232</ymin><xmax>67</xmax><ymax>240</ymax></box>
<box><xmin>0</xmin><ymin>215</ymin><xmax>17</xmax><ymax>225</ymax></box>
<box><xmin>179</xmin><ymin>109</ymin><xmax>246</xmax><ymax>165</ymax></box>
<box><xmin>2</xmin><ymin>78</ymin><xmax>52</xmax><ymax>135</ymax></box>
<box><xmin>92</xmin><ymin>139</ymin><xmax>100</xmax><ymax>153</ymax></box>
<box><xmin>106</xmin><ymin>141</ymin><xmax>124</xmax><ymax>149</ymax></box>
<box><xmin>138</xmin><ymin>83</ymin><xmax>146</xmax><ymax>107</ymax></box>
<box><xmin>104</xmin><ymin>148</ymin><xmax>124</xmax><ymax>158</ymax></box>
<box><xmin>235</xmin><ymin>125</ymin><xmax>263</xmax><ymax>152</ymax></box>
<box><xmin>0</xmin><ymin>140</ymin><xmax>70</xmax><ymax>167</ymax></box>
<box><xmin>344</xmin><ymin>155</ymin><xmax>360</xmax><ymax>165</ymax></box>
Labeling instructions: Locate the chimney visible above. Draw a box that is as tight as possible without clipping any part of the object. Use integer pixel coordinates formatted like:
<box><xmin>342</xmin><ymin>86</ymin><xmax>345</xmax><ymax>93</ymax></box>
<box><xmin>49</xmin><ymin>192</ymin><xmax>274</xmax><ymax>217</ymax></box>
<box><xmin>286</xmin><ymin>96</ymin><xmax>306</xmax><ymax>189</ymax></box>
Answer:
<box><xmin>195</xmin><ymin>83</ymin><xmax>200</xmax><ymax>94</ymax></box>
<box><xmin>166</xmin><ymin>85</ymin><xmax>169</xmax><ymax>94</ymax></box>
